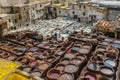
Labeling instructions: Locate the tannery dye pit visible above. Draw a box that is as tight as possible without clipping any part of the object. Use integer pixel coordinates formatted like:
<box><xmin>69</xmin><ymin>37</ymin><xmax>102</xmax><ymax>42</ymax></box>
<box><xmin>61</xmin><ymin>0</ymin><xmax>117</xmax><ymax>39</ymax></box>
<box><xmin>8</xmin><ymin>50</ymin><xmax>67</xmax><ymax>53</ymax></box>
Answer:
<box><xmin>0</xmin><ymin>6</ymin><xmax>120</xmax><ymax>79</ymax></box>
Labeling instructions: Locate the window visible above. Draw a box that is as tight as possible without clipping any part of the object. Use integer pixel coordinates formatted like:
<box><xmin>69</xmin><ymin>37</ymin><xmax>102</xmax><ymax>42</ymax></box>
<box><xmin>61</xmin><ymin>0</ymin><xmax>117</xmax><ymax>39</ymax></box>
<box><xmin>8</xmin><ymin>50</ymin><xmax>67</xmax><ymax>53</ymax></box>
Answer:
<box><xmin>9</xmin><ymin>19</ymin><xmax>11</xmax><ymax>22</ymax></box>
<box><xmin>15</xmin><ymin>19</ymin><xmax>17</xmax><ymax>23</ymax></box>
<box><xmin>59</xmin><ymin>11</ymin><xmax>61</xmax><ymax>14</ymax></box>
<box><xmin>19</xmin><ymin>15</ymin><xmax>21</xmax><ymax>19</ymax></box>
<box><xmin>14</xmin><ymin>26</ymin><xmax>16</xmax><ymax>30</ymax></box>
<box><xmin>83</xmin><ymin>12</ymin><xmax>86</xmax><ymax>16</ymax></box>
<box><xmin>73</xmin><ymin>11</ymin><xmax>75</xmax><ymax>14</ymax></box>
<box><xmin>11</xmin><ymin>26</ymin><xmax>13</xmax><ymax>30</ymax></box>
<box><xmin>83</xmin><ymin>5</ymin><xmax>86</xmax><ymax>9</ymax></box>
<box><xmin>40</xmin><ymin>4</ymin><xmax>42</xmax><ymax>7</ymax></box>
<box><xmin>54</xmin><ymin>8</ymin><xmax>56</xmax><ymax>11</ymax></box>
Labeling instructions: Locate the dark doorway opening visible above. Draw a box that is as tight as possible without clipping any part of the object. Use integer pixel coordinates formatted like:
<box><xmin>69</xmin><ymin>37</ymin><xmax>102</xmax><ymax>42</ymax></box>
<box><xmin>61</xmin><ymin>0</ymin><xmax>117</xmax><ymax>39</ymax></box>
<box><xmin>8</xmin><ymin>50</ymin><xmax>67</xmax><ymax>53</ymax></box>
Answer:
<box><xmin>117</xmin><ymin>32</ymin><xmax>120</xmax><ymax>39</ymax></box>
<box><xmin>78</xmin><ymin>18</ymin><xmax>81</xmax><ymax>22</ymax></box>
<box><xmin>73</xmin><ymin>15</ymin><xmax>78</xmax><ymax>19</ymax></box>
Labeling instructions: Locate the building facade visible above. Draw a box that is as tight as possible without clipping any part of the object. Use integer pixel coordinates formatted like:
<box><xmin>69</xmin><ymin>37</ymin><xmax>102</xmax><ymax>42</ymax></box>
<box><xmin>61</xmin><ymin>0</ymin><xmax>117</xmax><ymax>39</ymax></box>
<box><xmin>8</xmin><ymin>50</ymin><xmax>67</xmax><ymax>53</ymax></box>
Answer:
<box><xmin>29</xmin><ymin>0</ymin><xmax>52</xmax><ymax>3</ymax></box>
<box><xmin>7</xmin><ymin>0</ymin><xmax>28</xmax><ymax>5</ymax></box>
<box><xmin>0</xmin><ymin>19</ymin><xmax>7</xmax><ymax>37</ymax></box>
<box><xmin>55</xmin><ymin>1</ymin><xmax>106</xmax><ymax>24</ymax></box>
<box><xmin>0</xmin><ymin>14</ymin><xmax>11</xmax><ymax>34</ymax></box>
<box><xmin>93</xmin><ymin>1</ymin><xmax>120</xmax><ymax>21</ymax></box>
<box><xmin>28</xmin><ymin>1</ymin><xmax>44</xmax><ymax>23</ymax></box>
<box><xmin>8</xmin><ymin>13</ymin><xmax>22</xmax><ymax>31</ymax></box>
<box><xmin>13</xmin><ymin>3</ymin><xmax>30</xmax><ymax>26</ymax></box>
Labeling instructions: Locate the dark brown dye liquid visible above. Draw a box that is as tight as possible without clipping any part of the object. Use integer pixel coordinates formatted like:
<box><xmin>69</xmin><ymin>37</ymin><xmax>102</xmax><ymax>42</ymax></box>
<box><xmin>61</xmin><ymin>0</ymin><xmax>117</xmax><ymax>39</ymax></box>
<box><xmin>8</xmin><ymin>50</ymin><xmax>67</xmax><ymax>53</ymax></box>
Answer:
<box><xmin>39</xmin><ymin>63</ymin><xmax>49</xmax><ymax>70</ymax></box>
<box><xmin>47</xmin><ymin>58</ymin><xmax>54</xmax><ymax>62</ymax></box>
